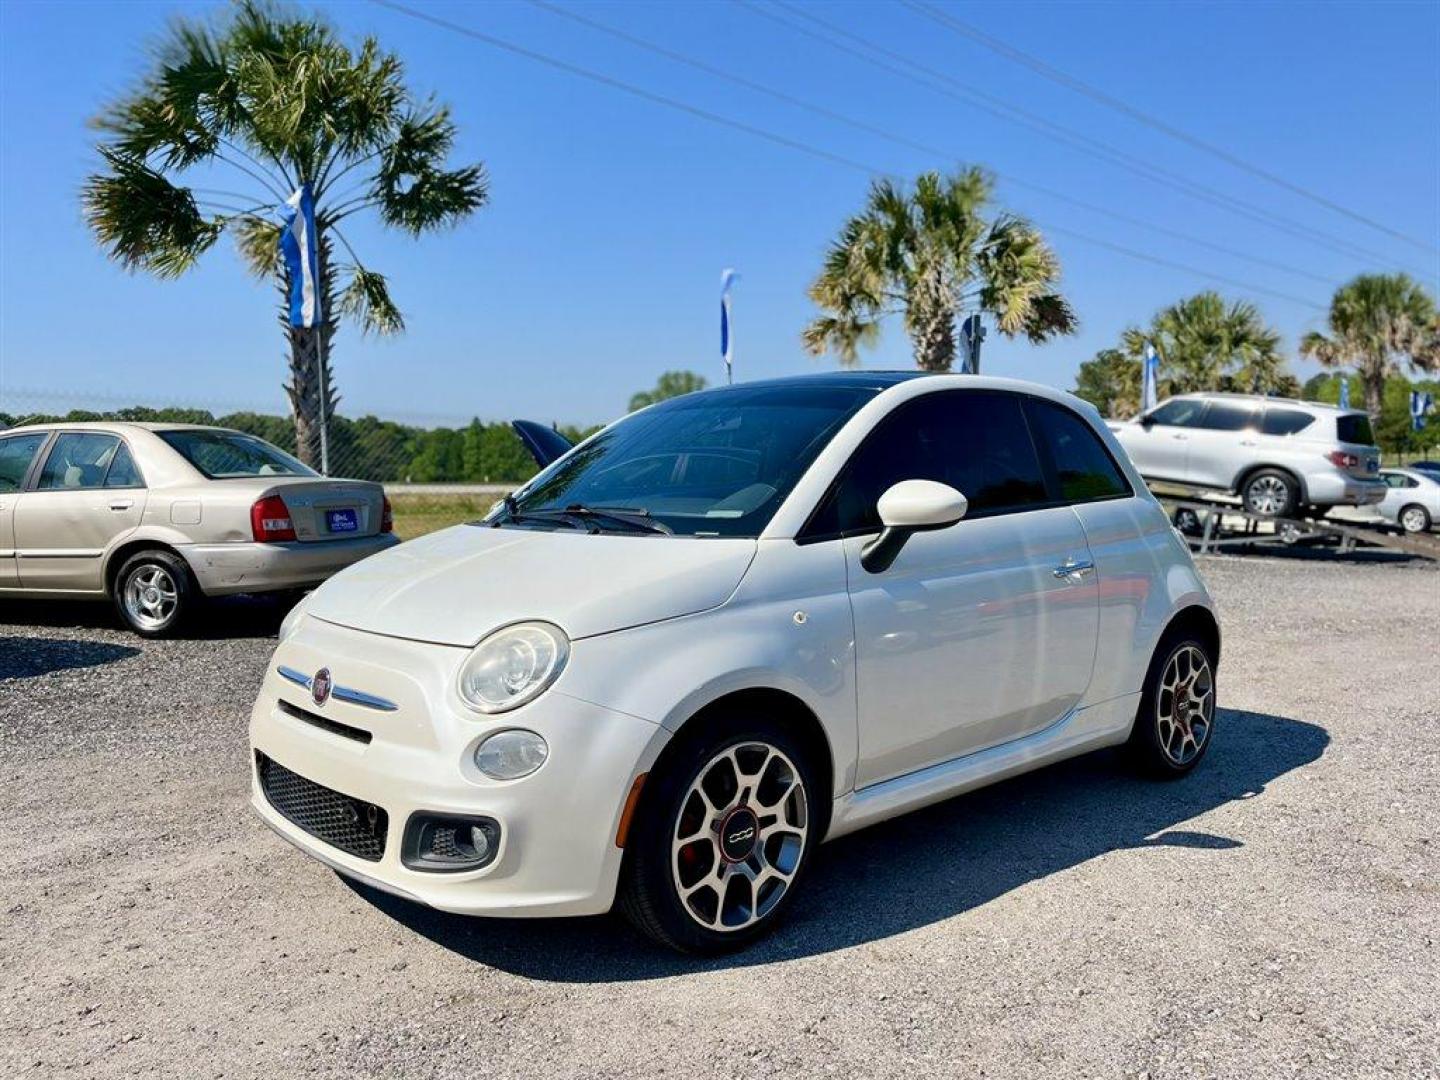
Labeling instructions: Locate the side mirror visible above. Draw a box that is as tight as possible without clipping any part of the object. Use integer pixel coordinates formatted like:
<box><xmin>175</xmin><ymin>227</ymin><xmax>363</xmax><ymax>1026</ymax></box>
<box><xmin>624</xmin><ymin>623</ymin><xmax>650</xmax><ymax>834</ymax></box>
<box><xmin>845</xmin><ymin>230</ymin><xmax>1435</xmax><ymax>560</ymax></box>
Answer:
<box><xmin>1139</xmin><ymin>414</ymin><xmax>1156</xmax><ymax>429</ymax></box>
<box><xmin>860</xmin><ymin>480</ymin><xmax>968</xmax><ymax>574</ymax></box>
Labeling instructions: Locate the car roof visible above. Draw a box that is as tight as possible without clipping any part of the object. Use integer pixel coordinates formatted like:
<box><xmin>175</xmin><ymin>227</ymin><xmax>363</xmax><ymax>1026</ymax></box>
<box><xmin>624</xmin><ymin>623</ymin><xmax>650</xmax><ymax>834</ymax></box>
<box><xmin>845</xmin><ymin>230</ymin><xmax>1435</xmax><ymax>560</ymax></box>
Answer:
<box><xmin>1166</xmin><ymin>391</ymin><xmax>1359</xmax><ymax>415</ymax></box>
<box><xmin>1</xmin><ymin>421</ymin><xmax>236</xmax><ymax>435</ymax></box>
<box><xmin>693</xmin><ymin>371</ymin><xmax>933</xmax><ymax>394</ymax></box>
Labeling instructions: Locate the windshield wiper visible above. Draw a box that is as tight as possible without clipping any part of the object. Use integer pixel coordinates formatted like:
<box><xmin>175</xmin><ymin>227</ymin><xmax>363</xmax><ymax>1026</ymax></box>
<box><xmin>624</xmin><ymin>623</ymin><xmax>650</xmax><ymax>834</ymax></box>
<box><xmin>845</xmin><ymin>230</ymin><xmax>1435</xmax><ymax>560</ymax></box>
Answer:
<box><xmin>490</xmin><ymin>499</ymin><xmax>671</xmax><ymax>535</ymax></box>
<box><xmin>560</xmin><ymin>504</ymin><xmax>673</xmax><ymax>535</ymax></box>
<box><xmin>489</xmin><ymin>496</ymin><xmax>591</xmax><ymax>532</ymax></box>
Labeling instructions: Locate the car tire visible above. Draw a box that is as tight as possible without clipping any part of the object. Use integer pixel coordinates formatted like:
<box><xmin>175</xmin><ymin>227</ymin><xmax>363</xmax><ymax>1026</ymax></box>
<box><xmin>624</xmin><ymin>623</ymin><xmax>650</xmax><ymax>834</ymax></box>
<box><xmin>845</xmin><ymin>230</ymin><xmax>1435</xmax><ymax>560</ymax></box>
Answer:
<box><xmin>112</xmin><ymin>549</ymin><xmax>197</xmax><ymax>638</ymax></box>
<box><xmin>619</xmin><ymin>714</ymin><xmax>819</xmax><ymax>954</ymax></box>
<box><xmin>1241</xmin><ymin>469</ymin><xmax>1299</xmax><ymax>518</ymax></box>
<box><xmin>1125</xmin><ymin>629</ymin><xmax>1217</xmax><ymax>779</ymax></box>
<box><xmin>1398</xmin><ymin>504</ymin><xmax>1432</xmax><ymax>534</ymax></box>
<box><xmin>1171</xmin><ymin>507</ymin><xmax>1203</xmax><ymax>537</ymax></box>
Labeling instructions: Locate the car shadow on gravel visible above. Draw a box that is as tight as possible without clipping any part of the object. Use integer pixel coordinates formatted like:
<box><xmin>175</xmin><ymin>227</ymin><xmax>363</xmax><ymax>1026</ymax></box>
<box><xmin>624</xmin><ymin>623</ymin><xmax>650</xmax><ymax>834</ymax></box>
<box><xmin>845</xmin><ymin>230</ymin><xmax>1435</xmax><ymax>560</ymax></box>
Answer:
<box><xmin>0</xmin><ymin>636</ymin><xmax>141</xmax><ymax>679</ymax></box>
<box><xmin>346</xmin><ymin>706</ymin><xmax>1327</xmax><ymax>981</ymax></box>
<box><xmin>0</xmin><ymin>594</ymin><xmax>290</xmax><ymax>640</ymax></box>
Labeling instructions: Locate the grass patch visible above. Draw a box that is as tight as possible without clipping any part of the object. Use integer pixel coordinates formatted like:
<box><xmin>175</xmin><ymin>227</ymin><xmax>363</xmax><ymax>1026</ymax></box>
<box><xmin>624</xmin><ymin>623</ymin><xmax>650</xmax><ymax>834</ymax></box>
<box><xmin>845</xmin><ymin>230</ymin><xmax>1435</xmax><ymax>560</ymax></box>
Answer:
<box><xmin>388</xmin><ymin>492</ymin><xmax>499</xmax><ymax>540</ymax></box>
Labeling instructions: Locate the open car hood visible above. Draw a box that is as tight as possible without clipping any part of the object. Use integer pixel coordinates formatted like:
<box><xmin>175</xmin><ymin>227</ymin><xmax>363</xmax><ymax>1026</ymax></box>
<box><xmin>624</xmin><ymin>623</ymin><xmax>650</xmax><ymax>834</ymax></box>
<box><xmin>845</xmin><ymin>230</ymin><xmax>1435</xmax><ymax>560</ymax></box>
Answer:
<box><xmin>305</xmin><ymin>523</ymin><xmax>757</xmax><ymax>647</ymax></box>
<box><xmin>511</xmin><ymin>420</ymin><xmax>574</xmax><ymax>468</ymax></box>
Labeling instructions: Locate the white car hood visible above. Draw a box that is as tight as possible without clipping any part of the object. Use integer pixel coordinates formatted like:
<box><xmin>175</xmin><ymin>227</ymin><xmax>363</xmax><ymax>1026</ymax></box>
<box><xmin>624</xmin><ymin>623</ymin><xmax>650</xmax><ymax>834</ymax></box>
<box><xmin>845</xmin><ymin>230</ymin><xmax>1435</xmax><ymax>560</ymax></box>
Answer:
<box><xmin>306</xmin><ymin>524</ymin><xmax>758</xmax><ymax>646</ymax></box>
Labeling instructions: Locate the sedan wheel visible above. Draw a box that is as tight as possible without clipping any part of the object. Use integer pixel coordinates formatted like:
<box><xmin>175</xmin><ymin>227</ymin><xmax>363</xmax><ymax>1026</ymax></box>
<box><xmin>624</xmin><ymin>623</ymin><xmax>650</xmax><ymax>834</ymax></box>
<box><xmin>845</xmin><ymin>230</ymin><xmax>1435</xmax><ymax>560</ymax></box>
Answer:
<box><xmin>1399</xmin><ymin>505</ymin><xmax>1431</xmax><ymax>533</ymax></box>
<box><xmin>671</xmin><ymin>742</ymin><xmax>809</xmax><ymax>933</ymax></box>
<box><xmin>124</xmin><ymin>566</ymin><xmax>179</xmax><ymax>630</ymax></box>
<box><xmin>113</xmin><ymin>550</ymin><xmax>195</xmax><ymax>638</ymax></box>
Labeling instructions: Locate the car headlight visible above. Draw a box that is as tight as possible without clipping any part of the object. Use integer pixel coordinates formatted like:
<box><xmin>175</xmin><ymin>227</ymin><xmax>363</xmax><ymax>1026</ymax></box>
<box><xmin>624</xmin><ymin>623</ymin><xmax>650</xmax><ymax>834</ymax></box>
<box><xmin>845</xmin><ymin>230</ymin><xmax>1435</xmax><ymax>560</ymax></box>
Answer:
<box><xmin>474</xmin><ymin>729</ymin><xmax>549</xmax><ymax>779</ymax></box>
<box><xmin>457</xmin><ymin>621</ymin><xmax>569</xmax><ymax>714</ymax></box>
<box><xmin>278</xmin><ymin>594</ymin><xmax>311</xmax><ymax>642</ymax></box>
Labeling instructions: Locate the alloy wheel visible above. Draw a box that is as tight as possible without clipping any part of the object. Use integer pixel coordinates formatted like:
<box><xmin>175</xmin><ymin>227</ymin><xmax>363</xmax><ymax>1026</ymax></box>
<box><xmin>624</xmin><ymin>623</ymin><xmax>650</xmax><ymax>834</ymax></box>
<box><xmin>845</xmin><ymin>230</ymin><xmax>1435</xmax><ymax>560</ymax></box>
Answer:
<box><xmin>671</xmin><ymin>741</ymin><xmax>809</xmax><ymax>932</ymax></box>
<box><xmin>123</xmin><ymin>565</ymin><xmax>179</xmax><ymax>631</ymax></box>
<box><xmin>1400</xmin><ymin>507</ymin><xmax>1429</xmax><ymax>533</ymax></box>
<box><xmin>1156</xmin><ymin>644</ymin><xmax>1214</xmax><ymax>767</ymax></box>
<box><xmin>1245</xmin><ymin>475</ymin><xmax>1289</xmax><ymax>516</ymax></box>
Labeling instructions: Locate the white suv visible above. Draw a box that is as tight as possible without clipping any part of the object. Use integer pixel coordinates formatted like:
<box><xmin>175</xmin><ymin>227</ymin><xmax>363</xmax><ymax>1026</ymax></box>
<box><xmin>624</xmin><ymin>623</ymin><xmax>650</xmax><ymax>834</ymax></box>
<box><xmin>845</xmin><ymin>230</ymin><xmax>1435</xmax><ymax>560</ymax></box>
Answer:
<box><xmin>1110</xmin><ymin>393</ymin><xmax>1385</xmax><ymax>518</ymax></box>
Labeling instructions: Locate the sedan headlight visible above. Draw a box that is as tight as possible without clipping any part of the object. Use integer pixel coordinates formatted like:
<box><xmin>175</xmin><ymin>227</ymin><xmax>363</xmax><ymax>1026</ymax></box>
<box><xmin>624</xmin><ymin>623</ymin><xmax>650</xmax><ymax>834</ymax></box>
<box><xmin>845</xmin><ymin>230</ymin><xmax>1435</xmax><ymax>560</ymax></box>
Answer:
<box><xmin>457</xmin><ymin>621</ymin><xmax>569</xmax><ymax>714</ymax></box>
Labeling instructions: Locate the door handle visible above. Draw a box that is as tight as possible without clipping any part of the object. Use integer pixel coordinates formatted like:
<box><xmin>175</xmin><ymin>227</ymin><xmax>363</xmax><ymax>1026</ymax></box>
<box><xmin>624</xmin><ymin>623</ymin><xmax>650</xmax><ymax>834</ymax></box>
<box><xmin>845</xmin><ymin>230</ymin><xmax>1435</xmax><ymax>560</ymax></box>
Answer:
<box><xmin>1171</xmin><ymin>433</ymin><xmax>1188</xmax><ymax>440</ymax></box>
<box><xmin>1052</xmin><ymin>559</ymin><xmax>1095</xmax><ymax>581</ymax></box>
<box><xmin>108</xmin><ymin>500</ymin><xmax>134</xmax><ymax>511</ymax></box>
<box><xmin>1239</xmin><ymin>439</ymin><xmax>1258</xmax><ymax>447</ymax></box>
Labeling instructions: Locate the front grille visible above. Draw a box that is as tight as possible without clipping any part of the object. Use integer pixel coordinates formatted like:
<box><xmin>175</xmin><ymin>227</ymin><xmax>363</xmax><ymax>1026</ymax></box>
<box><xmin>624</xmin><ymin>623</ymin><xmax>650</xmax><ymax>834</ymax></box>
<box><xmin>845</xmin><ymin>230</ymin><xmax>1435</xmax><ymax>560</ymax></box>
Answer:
<box><xmin>256</xmin><ymin>751</ymin><xmax>388</xmax><ymax>862</ymax></box>
<box><xmin>277</xmin><ymin>698</ymin><xmax>372</xmax><ymax>744</ymax></box>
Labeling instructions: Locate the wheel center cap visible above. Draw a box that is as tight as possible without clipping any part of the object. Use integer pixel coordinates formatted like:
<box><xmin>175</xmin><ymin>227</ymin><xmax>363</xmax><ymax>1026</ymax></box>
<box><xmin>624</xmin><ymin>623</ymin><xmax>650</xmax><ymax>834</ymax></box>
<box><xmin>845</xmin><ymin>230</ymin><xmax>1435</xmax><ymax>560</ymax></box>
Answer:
<box><xmin>144</xmin><ymin>588</ymin><xmax>160</xmax><ymax>604</ymax></box>
<box><xmin>717</xmin><ymin>806</ymin><xmax>759</xmax><ymax>863</ymax></box>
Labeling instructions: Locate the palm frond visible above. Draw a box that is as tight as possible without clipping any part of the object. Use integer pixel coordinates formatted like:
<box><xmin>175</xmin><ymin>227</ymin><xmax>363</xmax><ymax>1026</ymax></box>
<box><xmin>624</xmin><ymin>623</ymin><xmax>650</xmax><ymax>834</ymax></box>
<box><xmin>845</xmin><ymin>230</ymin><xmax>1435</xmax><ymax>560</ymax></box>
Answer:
<box><xmin>231</xmin><ymin>215</ymin><xmax>282</xmax><ymax>278</ymax></box>
<box><xmin>82</xmin><ymin>148</ymin><xmax>222</xmax><ymax>277</ymax></box>
<box><xmin>337</xmin><ymin>265</ymin><xmax>404</xmax><ymax>335</ymax></box>
<box><xmin>373</xmin><ymin>108</ymin><xmax>488</xmax><ymax>234</ymax></box>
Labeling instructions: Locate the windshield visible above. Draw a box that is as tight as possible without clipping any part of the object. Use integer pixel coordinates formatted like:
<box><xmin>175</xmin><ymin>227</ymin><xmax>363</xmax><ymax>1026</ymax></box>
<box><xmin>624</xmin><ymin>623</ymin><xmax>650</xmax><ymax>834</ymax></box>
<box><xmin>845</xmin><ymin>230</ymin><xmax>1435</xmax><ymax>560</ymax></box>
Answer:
<box><xmin>161</xmin><ymin>430</ymin><xmax>316</xmax><ymax>479</ymax></box>
<box><xmin>498</xmin><ymin>384</ymin><xmax>876</xmax><ymax>537</ymax></box>
<box><xmin>1335</xmin><ymin>414</ymin><xmax>1375</xmax><ymax>446</ymax></box>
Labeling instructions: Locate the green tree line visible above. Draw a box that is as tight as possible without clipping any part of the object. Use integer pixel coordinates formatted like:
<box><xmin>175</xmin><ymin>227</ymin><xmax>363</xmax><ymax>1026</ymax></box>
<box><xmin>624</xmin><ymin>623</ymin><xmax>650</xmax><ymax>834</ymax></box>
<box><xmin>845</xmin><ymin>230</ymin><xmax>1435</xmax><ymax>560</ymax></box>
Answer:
<box><xmin>0</xmin><ymin>405</ymin><xmax>599</xmax><ymax>484</ymax></box>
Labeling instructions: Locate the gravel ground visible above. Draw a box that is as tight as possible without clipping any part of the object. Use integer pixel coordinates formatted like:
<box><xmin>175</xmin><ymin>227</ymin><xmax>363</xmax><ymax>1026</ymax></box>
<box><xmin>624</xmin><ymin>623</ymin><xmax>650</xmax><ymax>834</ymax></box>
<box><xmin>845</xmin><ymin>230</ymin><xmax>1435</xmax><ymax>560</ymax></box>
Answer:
<box><xmin>1</xmin><ymin>554</ymin><xmax>1437</xmax><ymax>1079</ymax></box>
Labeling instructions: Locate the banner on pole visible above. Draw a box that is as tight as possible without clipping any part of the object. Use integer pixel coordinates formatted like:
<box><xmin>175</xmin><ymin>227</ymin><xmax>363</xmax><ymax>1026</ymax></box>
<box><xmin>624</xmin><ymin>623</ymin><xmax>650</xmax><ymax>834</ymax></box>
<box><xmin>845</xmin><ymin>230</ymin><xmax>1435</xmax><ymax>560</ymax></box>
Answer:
<box><xmin>721</xmin><ymin>269</ymin><xmax>738</xmax><ymax>384</ymax></box>
<box><xmin>1141</xmin><ymin>343</ymin><xmax>1160</xmax><ymax>413</ymax></box>
<box><xmin>279</xmin><ymin>183</ymin><xmax>321</xmax><ymax>329</ymax></box>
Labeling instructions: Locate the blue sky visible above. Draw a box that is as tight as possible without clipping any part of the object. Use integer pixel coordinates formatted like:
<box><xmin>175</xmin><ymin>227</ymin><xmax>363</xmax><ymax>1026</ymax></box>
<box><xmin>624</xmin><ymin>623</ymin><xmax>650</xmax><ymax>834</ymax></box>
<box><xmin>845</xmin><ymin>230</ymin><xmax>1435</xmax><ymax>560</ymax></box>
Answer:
<box><xmin>1</xmin><ymin>0</ymin><xmax>1437</xmax><ymax>426</ymax></box>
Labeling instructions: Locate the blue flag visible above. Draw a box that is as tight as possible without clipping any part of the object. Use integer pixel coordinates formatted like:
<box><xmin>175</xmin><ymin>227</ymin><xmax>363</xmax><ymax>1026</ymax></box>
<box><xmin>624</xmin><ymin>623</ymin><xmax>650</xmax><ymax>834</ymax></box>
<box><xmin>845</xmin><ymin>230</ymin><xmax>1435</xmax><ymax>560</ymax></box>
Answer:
<box><xmin>279</xmin><ymin>183</ymin><xmax>321</xmax><ymax>329</ymax></box>
<box><xmin>958</xmin><ymin>314</ymin><xmax>984</xmax><ymax>374</ymax></box>
<box><xmin>720</xmin><ymin>269</ymin><xmax>738</xmax><ymax>383</ymax></box>
<box><xmin>1141</xmin><ymin>343</ymin><xmax>1160</xmax><ymax>412</ymax></box>
<box><xmin>1338</xmin><ymin>377</ymin><xmax>1350</xmax><ymax>410</ymax></box>
<box><xmin>1413</xmin><ymin>390</ymin><xmax>1434</xmax><ymax>432</ymax></box>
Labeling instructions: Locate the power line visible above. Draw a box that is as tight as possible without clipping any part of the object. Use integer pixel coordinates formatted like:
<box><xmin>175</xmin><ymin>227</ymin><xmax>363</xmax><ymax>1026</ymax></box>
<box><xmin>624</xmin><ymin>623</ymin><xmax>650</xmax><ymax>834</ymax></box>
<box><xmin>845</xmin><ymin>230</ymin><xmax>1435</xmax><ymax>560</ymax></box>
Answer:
<box><xmin>526</xmin><ymin>0</ymin><xmax>1333</xmax><ymax>287</ymax></box>
<box><xmin>753</xmin><ymin>0</ymin><xmax>1430</xmax><ymax>277</ymax></box>
<box><xmin>369</xmin><ymin>0</ymin><xmax>1323</xmax><ymax>312</ymax></box>
<box><xmin>905</xmin><ymin>0</ymin><xmax>1440</xmax><ymax>257</ymax></box>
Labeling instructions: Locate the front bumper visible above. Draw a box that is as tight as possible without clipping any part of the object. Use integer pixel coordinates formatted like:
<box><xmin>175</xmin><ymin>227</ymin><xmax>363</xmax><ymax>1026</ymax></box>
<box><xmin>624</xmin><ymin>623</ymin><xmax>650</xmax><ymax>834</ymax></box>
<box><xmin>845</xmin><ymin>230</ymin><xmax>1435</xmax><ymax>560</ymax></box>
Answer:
<box><xmin>182</xmin><ymin>533</ymin><xmax>400</xmax><ymax>595</ymax></box>
<box><xmin>248</xmin><ymin>616</ymin><xmax>668</xmax><ymax>917</ymax></box>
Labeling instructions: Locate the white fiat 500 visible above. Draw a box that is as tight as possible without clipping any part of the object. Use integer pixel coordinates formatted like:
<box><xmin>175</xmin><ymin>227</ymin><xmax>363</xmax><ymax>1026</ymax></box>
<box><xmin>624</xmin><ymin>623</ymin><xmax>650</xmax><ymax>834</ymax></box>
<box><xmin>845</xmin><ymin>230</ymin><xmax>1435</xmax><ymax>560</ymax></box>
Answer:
<box><xmin>250</xmin><ymin>373</ymin><xmax>1219</xmax><ymax>953</ymax></box>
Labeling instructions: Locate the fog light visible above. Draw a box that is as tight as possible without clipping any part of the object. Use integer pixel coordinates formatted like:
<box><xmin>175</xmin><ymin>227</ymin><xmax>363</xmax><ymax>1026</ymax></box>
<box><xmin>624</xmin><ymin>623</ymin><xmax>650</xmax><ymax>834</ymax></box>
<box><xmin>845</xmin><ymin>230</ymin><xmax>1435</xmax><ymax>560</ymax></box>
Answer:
<box><xmin>474</xmin><ymin>729</ymin><xmax>548</xmax><ymax>780</ymax></box>
<box><xmin>401</xmin><ymin>813</ymin><xmax>501</xmax><ymax>873</ymax></box>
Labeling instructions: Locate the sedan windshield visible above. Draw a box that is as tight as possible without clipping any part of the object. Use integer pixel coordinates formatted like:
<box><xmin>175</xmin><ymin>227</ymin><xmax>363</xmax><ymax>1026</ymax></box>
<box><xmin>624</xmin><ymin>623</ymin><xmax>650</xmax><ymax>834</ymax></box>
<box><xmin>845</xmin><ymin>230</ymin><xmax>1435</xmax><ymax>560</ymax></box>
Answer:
<box><xmin>160</xmin><ymin>430</ymin><xmax>316</xmax><ymax>479</ymax></box>
<box><xmin>499</xmin><ymin>384</ymin><xmax>876</xmax><ymax>537</ymax></box>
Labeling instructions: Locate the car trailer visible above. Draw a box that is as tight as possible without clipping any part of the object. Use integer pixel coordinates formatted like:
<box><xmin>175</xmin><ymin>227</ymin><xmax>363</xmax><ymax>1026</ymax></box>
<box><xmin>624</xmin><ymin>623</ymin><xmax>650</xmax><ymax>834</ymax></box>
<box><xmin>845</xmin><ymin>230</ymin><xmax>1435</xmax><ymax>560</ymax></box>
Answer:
<box><xmin>1150</xmin><ymin>485</ymin><xmax>1440</xmax><ymax>562</ymax></box>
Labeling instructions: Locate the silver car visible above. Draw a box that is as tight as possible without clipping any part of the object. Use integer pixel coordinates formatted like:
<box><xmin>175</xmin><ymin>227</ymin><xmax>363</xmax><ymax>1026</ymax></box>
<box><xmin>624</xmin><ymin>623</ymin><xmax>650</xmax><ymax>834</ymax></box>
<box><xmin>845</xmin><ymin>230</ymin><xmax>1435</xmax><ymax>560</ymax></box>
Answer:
<box><xmin>0</xmin><ymin>422</ymin><xmax>398</xmax><ymax>636</ymax></box>
<box><xmin>1377</xmin><ymin>468</ymin><xmax>1440</xmax><ymax>533</ymax></box>
<box><xmin>1110</xmin><ymin>393</ymin><xmax>1386</xmax><ymax>518</ymax></box>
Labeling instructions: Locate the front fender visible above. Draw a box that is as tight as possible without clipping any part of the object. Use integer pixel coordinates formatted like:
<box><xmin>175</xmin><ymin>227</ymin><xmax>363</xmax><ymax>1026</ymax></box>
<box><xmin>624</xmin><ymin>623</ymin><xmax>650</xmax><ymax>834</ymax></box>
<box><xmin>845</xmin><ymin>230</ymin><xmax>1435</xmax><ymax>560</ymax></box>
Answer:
<box><xmin>556</xmin><ymin>539</ymin><xmax>858</xmax><ymax>795</ymax></box>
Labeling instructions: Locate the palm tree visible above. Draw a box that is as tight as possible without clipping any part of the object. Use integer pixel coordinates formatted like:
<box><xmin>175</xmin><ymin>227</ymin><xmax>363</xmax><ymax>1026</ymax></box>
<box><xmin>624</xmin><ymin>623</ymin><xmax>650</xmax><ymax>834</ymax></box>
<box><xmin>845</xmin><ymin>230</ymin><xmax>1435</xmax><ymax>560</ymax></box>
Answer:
<box><xmin>1073</xmin><ymin>348</ymin><xmax>1140</xmax><ymax>418</ymax></box>
<box><xmin>1300</xmin><ymin>273</ymin><xmax>1439</xmax><ymax>418</ymax></box>
<box><xmin>1121</xmin><ymin>291</ymin><xmax>1287</xmax><ymax>396</ymax></box>
<box><xmin>83</xmin><ymin>1</ymin><xmax>487</xmax><ymax>467</ymax></box>
<box><xmin>629</xmin><ymin>371</ymin><xmax>708</xmax><ymax>412</ymax></box>
<box><xmin>803</xmin><ymin>168</ymin><xmax>1076</xmax><ymax>371</ymax></box>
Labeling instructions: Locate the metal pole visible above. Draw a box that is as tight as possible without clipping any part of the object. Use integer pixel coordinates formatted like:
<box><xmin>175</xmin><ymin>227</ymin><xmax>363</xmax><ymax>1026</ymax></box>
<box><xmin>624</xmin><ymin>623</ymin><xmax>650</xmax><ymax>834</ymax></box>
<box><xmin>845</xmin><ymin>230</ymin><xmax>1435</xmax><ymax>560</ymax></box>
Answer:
<box><xmin>315</xmin><ymin>327</ymin><xmax>330</xmax><ymax>475</ymax></box>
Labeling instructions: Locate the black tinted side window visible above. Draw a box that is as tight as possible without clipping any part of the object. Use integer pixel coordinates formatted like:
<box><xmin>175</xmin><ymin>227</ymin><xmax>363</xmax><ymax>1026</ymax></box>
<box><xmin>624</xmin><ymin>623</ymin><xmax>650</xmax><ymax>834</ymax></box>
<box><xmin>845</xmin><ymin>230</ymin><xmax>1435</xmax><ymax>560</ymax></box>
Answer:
<box><xmin>1260</xmin><ymin>408</ymin><xmax>1315</xmax><ymax>436</ymax></box>
<box><xmin>1147</xmin><ymin>399</ymin><xmax>1206</xmax><ymax>427</ymax></box>
<box><xmin>807</xmin><ymin>391</ymin><xmax>1049</xmax><ymax>536</ymax></box>
<box><xmin>1196</xmin><ymin>401</ymin><xmax>1259</xmax><ymax>431</ymax></box>
<box><xmin>1026</xmin><ymin>400</ymin><xmax>1131</xmax><ymax>502</ymax></box>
